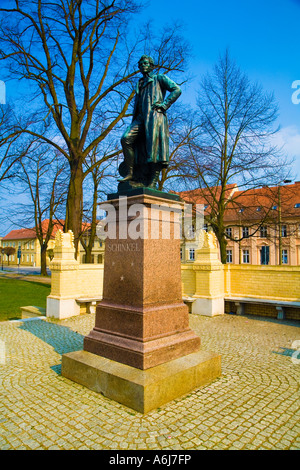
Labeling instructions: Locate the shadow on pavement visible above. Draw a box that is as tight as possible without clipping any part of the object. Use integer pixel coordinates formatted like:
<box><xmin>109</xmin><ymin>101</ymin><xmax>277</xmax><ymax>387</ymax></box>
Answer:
<box><xmin>19</xmin><ymin>319</ymin><xmax>85</xmax><ymax>375</ymax></box>
<box><xmin>272</xmin><ymin>347</ymin><xmax>299</xmax><ymax>358</ymax></box>
<box><xmin>18</xmin><ymin>319</ymin><xmax>84</xmax><ymax>356</ymax></box>
<box><xmin>243</xmin><ymin>314</ymin><xmax>300</xmax><ymax>328</ymax></box>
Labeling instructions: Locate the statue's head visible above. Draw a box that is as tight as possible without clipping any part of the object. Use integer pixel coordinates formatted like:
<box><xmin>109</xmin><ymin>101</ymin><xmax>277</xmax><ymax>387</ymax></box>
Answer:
<box><xmin>138</xmin><ymin>55</ymin><xmax>155</xmax><ymax>74</ymax></box>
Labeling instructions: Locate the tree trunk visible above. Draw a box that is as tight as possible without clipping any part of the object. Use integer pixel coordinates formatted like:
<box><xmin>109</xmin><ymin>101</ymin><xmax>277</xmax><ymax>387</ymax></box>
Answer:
<box><xmin>65</xmin><ymin>158</ymin><xmax>84</xmax><ymax>257</ymax></box>
<box><xmin>216</xmin><ymin>192</ymin><xmax>227</xmax><ymax>264</ymax></box>
<box><xmin>84</xmin><ymin>174</ymin><xmax>99</xmax><ymax>264</ymax></box>
<box><xmin>218</xmin><ymin>234</ymin><xmax>228</xmax><ymax>264</ymax></box>
<box><xmin>40</xmin><ymin>244</ymin><xmax>48</xmax><ymax>277</ymax></box>
<box><xmin>212</xmin><ymin>207</ymin><xmax>227</xmax><ymax>264</ymax></box>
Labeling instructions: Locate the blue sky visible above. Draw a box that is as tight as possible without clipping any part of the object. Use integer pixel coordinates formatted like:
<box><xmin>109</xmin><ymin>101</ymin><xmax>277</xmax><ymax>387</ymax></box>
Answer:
<box><xmin>3</xmin><ymin>0</ymin><xmax>300</xmax><ymax>177</ymax></box>
<box><xmin>139</xmin><ymin>0</ymin><xmax>300</xmax><ymax>178</ymax></box>
<box><xmin>1</xmin><ymin>0</ymin><xmax>300</xmax><ymax>236</ymax></box>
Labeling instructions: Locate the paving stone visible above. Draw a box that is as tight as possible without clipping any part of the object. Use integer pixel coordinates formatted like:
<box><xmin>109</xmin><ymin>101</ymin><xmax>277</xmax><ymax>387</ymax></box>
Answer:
<box><xmin>0</xmin><ymin>314</ymin><xmax>299</xmax><ymax>450</ymax></box>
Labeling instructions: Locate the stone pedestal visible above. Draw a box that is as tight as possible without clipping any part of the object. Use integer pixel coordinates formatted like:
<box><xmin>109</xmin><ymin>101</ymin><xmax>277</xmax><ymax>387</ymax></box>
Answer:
<box><xmin>46</xmin><ymin>230</ymin><xmax>80</xmax><ymax>319</ymax></box>
<box><xmin>84</xmin><ymin>190</ymin><xmax>200</xmax><ymax>369</ymax></box>
<box><xmin>62</xmin><ymin>349</ymin><xmax>221</xmax><ymax>414</ymax></box>
<box><xmin>62</xmin><ymin>189</ymin><xmax>221</xmax><ymax>412</ymax></box>
<box><xmin>192</xmin><ymin>230</ymin><xmax>225</xmax><ymax>316</ymax></box>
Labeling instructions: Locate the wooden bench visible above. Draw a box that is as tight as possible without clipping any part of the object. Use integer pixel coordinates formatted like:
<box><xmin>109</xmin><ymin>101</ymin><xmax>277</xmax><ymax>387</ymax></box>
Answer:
<box><xmin>225</xmin><ymin>297</ymin><xmax>300</xmax><ymax>320</ymax></box>
<box><xmin>76</xmin><ymin>297</ymin><xmax>102</xmax><ymax>314</ymax></box>
<box><xmin>21</xmin><ymin>306</ymin><xmax>46</xmax><ymax>319</ymax></box>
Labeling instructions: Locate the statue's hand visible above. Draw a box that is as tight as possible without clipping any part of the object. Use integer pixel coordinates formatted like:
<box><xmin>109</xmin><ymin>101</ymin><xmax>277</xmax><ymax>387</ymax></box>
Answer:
<box><xmin>152</xmin><ymin>102</ymin><xmax>165</xmax><ymax>113</ymax></box>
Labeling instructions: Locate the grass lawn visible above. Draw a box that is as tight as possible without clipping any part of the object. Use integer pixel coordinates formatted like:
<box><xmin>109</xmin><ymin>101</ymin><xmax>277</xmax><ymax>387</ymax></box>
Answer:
<box><xmin>0</xmin><ymin>278</ymin><xmax>51</xmax><ymax>321</ymax></box>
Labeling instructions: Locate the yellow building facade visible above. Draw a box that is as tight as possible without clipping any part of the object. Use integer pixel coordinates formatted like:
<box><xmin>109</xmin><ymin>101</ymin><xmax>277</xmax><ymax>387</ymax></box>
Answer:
<box><xmin>0</xmin><ymin>221</ymin><xmax>105</xmax><ymax>268</ymax></box>
<box><xmin>0</xmin><ymin>236</ymin><xmax>43</xmax><ymax>267</ymax></box>
<box><xmin>180</xmin><ymin>181</ymin><xmax>300</xmax><ymax>266</ymax></box>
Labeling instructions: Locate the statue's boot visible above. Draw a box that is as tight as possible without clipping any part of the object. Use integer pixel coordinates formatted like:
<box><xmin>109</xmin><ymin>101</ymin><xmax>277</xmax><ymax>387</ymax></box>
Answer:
<box><xmin>117</xmin><ymin>154</ymin><xmax>134</xmax><ymax>182</ymax></box>
<box><xmin>148</xmin><ymin>163</ymin><xmax>161</xmax><ymax>189</ymax></box>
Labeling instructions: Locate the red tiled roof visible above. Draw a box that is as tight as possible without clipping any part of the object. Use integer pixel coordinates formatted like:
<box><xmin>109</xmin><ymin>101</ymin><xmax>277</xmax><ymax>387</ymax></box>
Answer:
<box><xmin>224</xmin><ymin>182</ymin><xmax>300</xmax><ymax>222</ymax></box>
<box><xmin>178</xmin><ymin>182</ymin><xmax>300</xmax><ymax>222</ymax></box>
<box><xmin>2</xmin><ymin>219</ymin><xmax>65</xmax><ymax>241</ymax></box>
<box><xmin>179</xmin><ymin>184</ymin><xmax>238</xmax><ymax>206</ymax></box>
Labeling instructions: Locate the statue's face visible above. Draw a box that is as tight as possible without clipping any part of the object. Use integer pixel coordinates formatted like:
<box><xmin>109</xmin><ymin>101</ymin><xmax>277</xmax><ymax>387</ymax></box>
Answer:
<box><xmin>139</xmin><ymin>57</ymin><xmax>152</xmax><ymax>75</ymax></box>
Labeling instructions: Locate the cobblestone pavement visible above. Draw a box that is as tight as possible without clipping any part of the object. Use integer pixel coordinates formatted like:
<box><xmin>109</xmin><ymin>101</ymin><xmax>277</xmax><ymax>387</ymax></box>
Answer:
<box><xmin>0</xmin><ymin>313</ymin><xmax>299</xmax><ymax>450</ymax></box>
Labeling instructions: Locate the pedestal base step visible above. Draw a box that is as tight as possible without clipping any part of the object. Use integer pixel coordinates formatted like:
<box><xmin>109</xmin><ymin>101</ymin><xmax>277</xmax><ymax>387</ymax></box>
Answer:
<box><xmin>61</xmin><ymin>349</ymin><xmax>221</xmax><ymax>413</ymax></box>
<box><xmin>84</xmin><ymin>327</ymin><xmax>201</xmax><ymax>370</ymax></box>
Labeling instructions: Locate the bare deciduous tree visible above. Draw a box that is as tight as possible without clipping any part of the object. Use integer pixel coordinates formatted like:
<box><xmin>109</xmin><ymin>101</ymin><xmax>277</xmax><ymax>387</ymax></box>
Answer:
<box><xmin>180</xmin><ymin>50</ymin><xmax>292</xmax><ymax>263</ymax></box>
<box><xmin>156</xmin><ymin>104</ymin><xmax>202</xmax><ymax>191</ymax></box>
<box><xmin>13</xmin><ymin>141</ymin><xmax>67</xmax><ymax>275</ymax></box>
<box><xmin>0</xmin><ymin>105</ymin><xmax>24</xmax><ymax>182</ymax></box>
<box><xmin>81</xmin><ymin>141</ymin><xmax>119</xmax><ymax>263</ymax></box>
<box><xmin>0</xmin><ymin>0</ymin><xmax>189</xmax><ymax>252</ymax></box>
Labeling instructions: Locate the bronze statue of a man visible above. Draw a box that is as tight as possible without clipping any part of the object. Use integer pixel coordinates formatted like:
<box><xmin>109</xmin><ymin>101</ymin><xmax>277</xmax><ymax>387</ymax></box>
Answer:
<box><xmin>118</xmin><ymin>55</ymin><xmax>181</xmax><ymax>189</ymax></box>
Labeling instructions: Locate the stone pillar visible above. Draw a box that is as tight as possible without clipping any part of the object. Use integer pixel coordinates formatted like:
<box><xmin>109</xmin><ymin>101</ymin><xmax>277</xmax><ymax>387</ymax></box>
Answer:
<box><xmin>192</xmin><ymin>230</ymin><xmax>225</xmax><ymax>316</ymax></box>
<box><xmin>62</xmin><ymin>189</ymin><xmax>221</xmax><ymax>413</ymax></box>
<box><xmin>46</xmin><ymin>230</ymin><xmax>80</xmax><ymax>319</ymax></box>
<box><xmin>84</xmin><ymin>192</ymin><xmax>200</xmax><ymax>370</ymax></box>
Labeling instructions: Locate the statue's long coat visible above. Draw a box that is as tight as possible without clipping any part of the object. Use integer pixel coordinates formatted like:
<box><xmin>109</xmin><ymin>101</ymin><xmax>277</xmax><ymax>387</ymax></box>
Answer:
<box><xmin>131</xmin><ymin>73</ymin><xmax>181</xmax><ymax>165</ymax></box>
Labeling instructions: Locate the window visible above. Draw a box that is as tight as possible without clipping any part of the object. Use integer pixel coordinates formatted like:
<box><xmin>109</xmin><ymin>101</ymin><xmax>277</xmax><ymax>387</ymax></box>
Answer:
<box><xmin>260</xmin><ymin>246</ymin><xmax>270</xmax><ymax>265</ymax></box>
<box><xmin>281</xmin><ymin>225</ymin><xmax>287</xmax><ymax>237</ymax></box>
<box><xmin>260</xmin><ymin>226</ymin><xmax>268</xmax><ymax>238</ymax></box>
<box><xmin>242</xmin><ymin>249</ymin><xmax>250</xmax><ymax>264</ymax></box>
<box><xmin>242</xmin><ymin>226</ymin><xmax>249</xmax><ymax>238</ymax></box>
<box><xmin>189</xmin><ymin>248</ymin><xmax>195</xmax><ymax>261</ymax></box>
<box><xmin>282</xmin><ymin>249</ymin><xmax>288</xmax><ymax>264</ymax></box>
<box><xmin>180</xmin><ymin>247</ymin><xmax>183</xmax><ymax>260</ymax></box>
<box><xmin>203</xmin><ymin>224</ymin><xmax>208</xmax><ymax>232</ymax></box>
<box><xmin>225</xmin><ymin>227</ymin><xmax>232</xmax><ymax>238</ymax></box>
<box><xmin>226</xmin><ymin>249</ymin><xmax>233</xmax><ymax>263</ymax></box>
